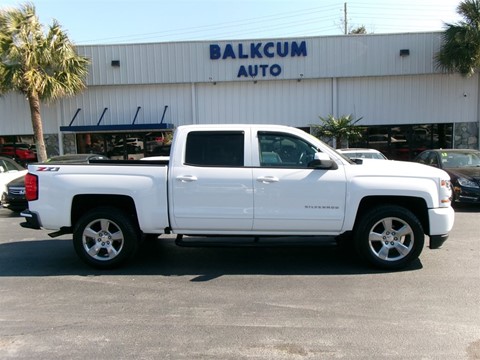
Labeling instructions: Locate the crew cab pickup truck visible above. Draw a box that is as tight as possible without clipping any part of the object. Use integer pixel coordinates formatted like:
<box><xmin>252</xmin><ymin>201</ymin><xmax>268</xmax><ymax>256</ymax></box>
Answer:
<box><xmin>21</xmin><ymin>124</ymin><xmax>454</xmax><ymax>270</ymax></box>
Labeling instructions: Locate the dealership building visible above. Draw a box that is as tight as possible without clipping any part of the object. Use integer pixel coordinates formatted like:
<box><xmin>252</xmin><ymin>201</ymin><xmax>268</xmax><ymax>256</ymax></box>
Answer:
<box><xmin>0</xmin><ymin>31</ymin><xmax>479</xmax><ymax>160</ymax></box>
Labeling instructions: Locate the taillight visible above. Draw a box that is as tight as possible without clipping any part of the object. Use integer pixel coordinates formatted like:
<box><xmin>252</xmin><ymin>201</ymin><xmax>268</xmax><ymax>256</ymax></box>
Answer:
<box><xmin>25</xmin><ymin>173</ymin><xmax>39</xmax><ymax>201</ymax></box>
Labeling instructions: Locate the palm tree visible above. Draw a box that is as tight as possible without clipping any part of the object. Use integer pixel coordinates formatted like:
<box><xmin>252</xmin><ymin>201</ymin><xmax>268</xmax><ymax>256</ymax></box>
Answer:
<box><xmin>350</xmin><ymin>25</ymin><xmax>368</xmax><ymax>35</ymax></box>
<box><xmin>312</xmin><ymin>114</ymin><xmax>363</xmax><ymax>148</ymax></box>
<box><xmin>435</xmin><ymin>0</ymin><xmax>480</xmax><ymax>76</ymax></box>
<box><xmin>0</xmin><ymin>3</ymin><xmax>89</xmax><ymax>162</ymax></box>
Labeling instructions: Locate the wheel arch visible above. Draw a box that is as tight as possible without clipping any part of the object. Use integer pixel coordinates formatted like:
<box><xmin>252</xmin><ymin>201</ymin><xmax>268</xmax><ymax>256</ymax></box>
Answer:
<box><xmin>354</xmin><ymin>196</ymin><xmax>429</xmax><ymax>234</ymax></box>
<box><xmin>71</xmin><ymin>194</ymin><xmax>140</xmax><ymax>231</ymax></box>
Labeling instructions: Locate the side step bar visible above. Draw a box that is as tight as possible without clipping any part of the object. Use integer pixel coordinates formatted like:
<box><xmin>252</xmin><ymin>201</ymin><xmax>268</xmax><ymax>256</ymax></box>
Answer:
<box><xmin>174</xmin><ymin>234</ymin><xmax>337</xmax><ymax>247</ymax></box>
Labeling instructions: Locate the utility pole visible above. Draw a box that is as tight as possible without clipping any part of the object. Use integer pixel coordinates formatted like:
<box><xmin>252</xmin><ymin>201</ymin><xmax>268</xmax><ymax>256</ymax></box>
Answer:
<box><xmin>344</xmin><ymin>2</ymin><xmax>348</xmax><ymax>34</ymax></box>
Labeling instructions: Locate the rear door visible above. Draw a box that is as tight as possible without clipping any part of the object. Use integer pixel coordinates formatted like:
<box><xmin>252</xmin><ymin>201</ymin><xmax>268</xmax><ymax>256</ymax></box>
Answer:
<box><xmin>169</xmin><ymin>129</ymin><xmax>254</xmax><ymax>232</ymax></box>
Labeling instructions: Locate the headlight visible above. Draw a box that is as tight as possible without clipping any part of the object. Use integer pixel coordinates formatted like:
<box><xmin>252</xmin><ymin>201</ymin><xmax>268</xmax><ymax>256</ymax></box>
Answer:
<box><xmin>441</xmin><ymin>179</ymin><xmax>451</xmax><ymax>190</ymax></box>
<box><xmin>457</xmin><ymin>177</ymin><xmax>480</xmax><ymax>188</ymax></box>
<box><xmin>440</xmin><ymin>179</ymin><xmax>452</xmax><ymax>205</ymax></box>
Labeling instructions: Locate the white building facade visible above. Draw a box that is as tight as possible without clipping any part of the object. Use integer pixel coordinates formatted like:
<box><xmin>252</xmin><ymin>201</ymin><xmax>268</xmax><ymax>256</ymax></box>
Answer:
<box><xmin>0</xmin><ymin>31</ymin><xmax>479</xmax><ymax>161</ymax></box>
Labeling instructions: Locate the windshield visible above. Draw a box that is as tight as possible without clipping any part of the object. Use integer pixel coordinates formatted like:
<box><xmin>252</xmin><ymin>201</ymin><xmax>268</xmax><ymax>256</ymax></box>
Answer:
<box><xmin>442</xmin><ymin>151</ymin><xmax>480</xmax><ymax>168</ymax></box>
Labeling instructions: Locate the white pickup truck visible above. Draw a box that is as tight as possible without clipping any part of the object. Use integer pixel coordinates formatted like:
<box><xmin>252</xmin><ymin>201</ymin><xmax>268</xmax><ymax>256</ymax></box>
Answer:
<box><xmin>21</xmin><ymin>124</ymin><xmax>454</xmax><ymax>270</ymax></box>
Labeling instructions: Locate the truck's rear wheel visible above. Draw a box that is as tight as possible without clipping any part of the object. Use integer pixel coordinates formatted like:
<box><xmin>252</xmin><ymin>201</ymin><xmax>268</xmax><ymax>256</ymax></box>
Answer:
<box><xmin>354</xmin><ymin>205</ymin><xmax>424</xmax><ymax>270</ymax></box>
<box><xmin>73</xmin><ymin>207</ymin><xmax>139</xmax><ymax>269</ymax></box>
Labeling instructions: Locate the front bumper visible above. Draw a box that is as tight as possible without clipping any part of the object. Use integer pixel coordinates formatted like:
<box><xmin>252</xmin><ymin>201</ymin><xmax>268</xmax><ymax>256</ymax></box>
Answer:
<box><xmin>429</xmin><ymin>234</ymin><xmax>449</xmax><ymax>249</ymax></box>
<box><xmin>454</xmin><ymin>185</ymin><xmax>480</xmax><ymax>203</ymax></box>
<box><xmin>20</xmin><ymin>210</ymin><xmax>42</xmax><ymax>230</ymax></box>
<box><xmin>427</xmin><ymin>206</ymin><xmax>455</xmax><ymax>249</ymax></box>
<box><xmin>1</xmin><ymin>191</ymin><xmax>28</xmax><ymax>211</ymax></box>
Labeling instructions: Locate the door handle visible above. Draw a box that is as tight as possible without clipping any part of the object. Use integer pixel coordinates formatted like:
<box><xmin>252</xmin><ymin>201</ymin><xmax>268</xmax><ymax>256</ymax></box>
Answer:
<box><xmin>256</xmin><ymin>176</ymin><xmax>279</xmax><ymax>184</ymax></box>
<box><xmin>176</xmin><ymin>175</ymin><xmax>198</xmax><ymax>182</ymax></box>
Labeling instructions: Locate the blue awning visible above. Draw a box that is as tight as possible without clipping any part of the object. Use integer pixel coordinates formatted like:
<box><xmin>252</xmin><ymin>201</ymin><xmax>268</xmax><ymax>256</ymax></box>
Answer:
<box><xmin>61</xmin><ymin>105</ymin><xmax>173</xmax><ymax>133</ymax></box>
<box><xmin>60</xmin><ymin>123</ymin><xmax>174</xmax><ymax>133</ymax></box>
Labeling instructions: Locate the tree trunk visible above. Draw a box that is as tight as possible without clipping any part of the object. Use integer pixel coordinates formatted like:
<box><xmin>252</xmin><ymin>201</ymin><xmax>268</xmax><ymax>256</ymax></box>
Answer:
<box><xmin>28</xmin><ymin>91</ymin><xmax>48</xmax><ymax>162</ymax></box>
<box><xmin>335</xmin><ymin>136</ymin><xmax>343</xmax><ymax>149</ymax></box>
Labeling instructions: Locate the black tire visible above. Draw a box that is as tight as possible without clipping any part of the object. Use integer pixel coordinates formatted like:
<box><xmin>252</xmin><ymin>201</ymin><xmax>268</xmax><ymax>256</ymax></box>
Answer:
<box><xmin>143</xmin><ymin>234</ymin><xmax>159</xmax><ymax>241</ymax></box>
<box><xmin>7</xmin><ymin>207</ymin><xmax>25</xmax><ymax>213</ymax></box>
<box><xmin>73</xmin><ymin>207</ymin><xmax>139</xmax><ymax>269</ymax></box>
<box><xmin>354</xmin><ymin>205</ymin><xmax>424</xmax><ymax>270</ymax></box>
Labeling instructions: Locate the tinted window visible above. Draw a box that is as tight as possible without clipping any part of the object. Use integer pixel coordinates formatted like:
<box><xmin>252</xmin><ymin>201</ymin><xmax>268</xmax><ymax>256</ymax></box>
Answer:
<box><xmin>415</xmin><ymin>151</ymin><xmax>430</xmax><ymax>164</ymax></box>
<box><xmin>185</xmin><ymin>131</ymin><xmax>244</xmax><ymax>167</ymax></box>
<box><xmin>426</xmin><ymin>152</ymin><xmax>440</xmax><ymax>167</ymax></box>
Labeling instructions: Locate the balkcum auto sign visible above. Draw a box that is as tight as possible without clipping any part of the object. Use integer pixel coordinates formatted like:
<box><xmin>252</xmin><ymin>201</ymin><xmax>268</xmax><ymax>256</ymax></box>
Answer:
<box><xmin>209</xmin><ymin>41</ymin><xmax>307</xmax><ymax>79</ymax></box>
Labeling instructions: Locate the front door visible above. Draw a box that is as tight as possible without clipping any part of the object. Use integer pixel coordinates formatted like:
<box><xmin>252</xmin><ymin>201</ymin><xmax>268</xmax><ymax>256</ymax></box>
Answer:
<box><xmin>252</xmin><ymin>131</ymin><xmax>346</xmax><ymax>233</ymax></box>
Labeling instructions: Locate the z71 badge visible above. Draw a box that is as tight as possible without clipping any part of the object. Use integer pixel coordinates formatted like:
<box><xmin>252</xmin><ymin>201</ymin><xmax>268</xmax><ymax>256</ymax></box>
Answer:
<box><xmin>36</xmin><ymin>166</ymin><xmax>61</xmax><ymax>172</ymax></box>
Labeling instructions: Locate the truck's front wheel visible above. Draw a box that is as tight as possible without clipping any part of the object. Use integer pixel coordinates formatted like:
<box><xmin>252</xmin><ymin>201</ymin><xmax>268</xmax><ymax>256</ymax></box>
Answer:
<box><xmin>354</xmin><ymin>205</ymin><xmax>424</xmax><ymax>270</ymax></box>
<box><xmin>73</xmin><ymin>207</ymin><xmax>139</xmax><ymax>269</ymax></box>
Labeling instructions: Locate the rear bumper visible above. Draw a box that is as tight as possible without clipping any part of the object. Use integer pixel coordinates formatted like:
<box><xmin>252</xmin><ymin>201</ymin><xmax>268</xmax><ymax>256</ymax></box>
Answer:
<box><xmin>20</xmin><ymin>210</ymin><xmax>41</xmax><ymax>230</ymax></box>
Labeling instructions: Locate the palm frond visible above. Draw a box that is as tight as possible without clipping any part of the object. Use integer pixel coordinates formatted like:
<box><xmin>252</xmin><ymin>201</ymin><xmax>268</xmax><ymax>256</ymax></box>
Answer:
<box><xmin>435</xmin><ymin>0</ymin><xmax>480</xmax><ymax>76</ymax></box>
<box><xmin>0</xmin><ymin>2</ymin><xmax>90</xmax><ymax>161</ymax></box>
<box><xmin>311</xmin><ymin>114</ymin><xmax>364</xmax><ymax>147</ymax></box>
<box><xmin>0</xmin><ymin>2</ymin><xmax>89</xmax><ymax>100</ymax></box>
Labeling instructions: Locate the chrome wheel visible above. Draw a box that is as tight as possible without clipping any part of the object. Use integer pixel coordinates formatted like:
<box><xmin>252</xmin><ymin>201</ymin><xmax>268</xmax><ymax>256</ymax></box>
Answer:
<box><xmin>73</xmin><ymin>207</ymin><xmax>139</xmax><ymax>269</ymax></box>
<box><xmin>354</xmin><ymin>205</ymin><xmax>424</xmax><ymax>270</ymax></box>
<box><xmin>82</xmin><ymin>218</ymin><xmax>124</xmax><ymax>261</ymax></box>
<box><xmin>368</xmin><ymin>217</ymin><xmax>414</xmax><ymax>262</ymax></box>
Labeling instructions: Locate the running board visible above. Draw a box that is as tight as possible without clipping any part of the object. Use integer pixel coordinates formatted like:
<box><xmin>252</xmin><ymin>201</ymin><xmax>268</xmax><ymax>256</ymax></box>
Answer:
<box><xmin>174</xmin><ymin>234</ymin><xmax>337</xmax><ymax>247</ymax></box>
<box><xmin>48</xmin><ymin>227</ymin><xmax>72</xmax><ymax>238</ymax></box>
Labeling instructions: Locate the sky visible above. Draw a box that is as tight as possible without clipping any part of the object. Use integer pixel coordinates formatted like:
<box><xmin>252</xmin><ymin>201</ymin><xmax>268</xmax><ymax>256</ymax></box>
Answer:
<box><xmin>0</xmin><ymin>0</ymin><xmax>464</xmax><ymax>45</ymax></box>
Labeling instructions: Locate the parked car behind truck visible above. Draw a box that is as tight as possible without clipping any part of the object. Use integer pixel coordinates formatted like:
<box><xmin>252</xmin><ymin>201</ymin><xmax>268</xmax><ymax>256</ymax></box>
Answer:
<box><xmin>1</xmin><ymin>154</ymin><xmax>109</xmax><ymax>212</ymax></box>
<box><xmin>0</xmin><ymin>156</ymin><xmax>27</xmax><ymax>210</ymax></box>
<box><xmin>0</xmin><ymin>144</ymin><xmax>37</xmax><ymax>166</ymax></box>
<box><xmin>337</xmin><ymin>148</ymin><xmax>388</xmax><ymax>160</ymax></box>
<box><xmin>414</xmin><ymin>149</ymin><xmax>480</xmax><ymax>204</ymax></box>
<box><xmin>21</xmin><ymin>124</ymin><xmax>454</xmax><ymax>270</ymax></box>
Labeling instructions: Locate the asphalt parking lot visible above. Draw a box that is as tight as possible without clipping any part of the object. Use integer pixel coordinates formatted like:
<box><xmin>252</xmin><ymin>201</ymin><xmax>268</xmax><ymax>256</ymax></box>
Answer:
<box><xmin>0</xmin><ymin>206</ymin><xmax>479</xmax><ymax>359</ymax></box>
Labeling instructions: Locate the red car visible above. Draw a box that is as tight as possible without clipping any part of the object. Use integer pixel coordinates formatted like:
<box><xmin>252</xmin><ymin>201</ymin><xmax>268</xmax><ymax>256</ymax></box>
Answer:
<box><xmin>0</xmin><ymin>144</ymin><xmax>37</xmax><ymax>163</ymax></box>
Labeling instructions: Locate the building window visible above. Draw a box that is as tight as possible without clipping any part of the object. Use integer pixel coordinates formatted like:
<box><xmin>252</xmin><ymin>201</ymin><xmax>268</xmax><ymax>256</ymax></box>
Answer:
<box><xmin>75</xmin><ymin>131</ymin><xmax>172</xmax><ymax>160</ymax></box>
<box><xmin>351</xmin><ymin>123</ymin><xmax>453</xmax><ymax>160</ymax></box>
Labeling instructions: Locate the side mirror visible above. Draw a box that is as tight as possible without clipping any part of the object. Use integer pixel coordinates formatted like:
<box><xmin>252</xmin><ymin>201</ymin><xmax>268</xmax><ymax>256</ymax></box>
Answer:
<box><xmin>308</xmin><ymin>152</ymin><xmax>338</xmax><ymax>170</ymax></box>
